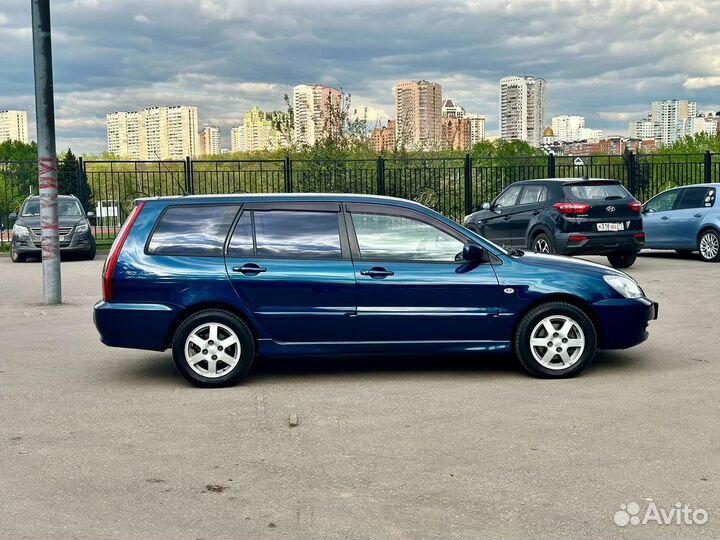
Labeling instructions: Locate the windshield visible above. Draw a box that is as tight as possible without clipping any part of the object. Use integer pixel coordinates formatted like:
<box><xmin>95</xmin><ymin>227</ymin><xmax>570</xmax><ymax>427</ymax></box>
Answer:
<box><xmin>21</xmin><ymin>199</ymin><xmax>84</xmax><ymax>217</ymax></box>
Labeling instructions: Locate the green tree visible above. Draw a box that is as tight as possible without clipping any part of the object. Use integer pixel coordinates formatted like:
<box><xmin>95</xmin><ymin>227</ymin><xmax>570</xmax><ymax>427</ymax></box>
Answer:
<box><xmin>57</xmin><ymin>148</ymin><xmax>93</xmax><ymax>210</ymax></box>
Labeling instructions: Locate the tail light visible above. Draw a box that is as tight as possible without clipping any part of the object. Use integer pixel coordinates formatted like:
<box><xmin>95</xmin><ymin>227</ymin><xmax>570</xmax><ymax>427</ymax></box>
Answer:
<box><xmin>553</xmin><ymin>202</ymin><xmax>591</xmax><ymax>215</ymax></box>
<box><xmin>568</xmin><ymin>235</ymin><xmax>588</xmax><ymax>242</ymax></box>
<box><xmin>629</xmin><ymin>201</ymin><xmax>642</xmax><ymax>212</ymax></box>
<box><xmin>634</xmin><ymin>232</ymin><xmax>645</xmax><ymax>241</ymax></box>
<box><xmin>102</xmin><ymin>201</ymin><xmax>145</xmax><ymax>302</ymax></box>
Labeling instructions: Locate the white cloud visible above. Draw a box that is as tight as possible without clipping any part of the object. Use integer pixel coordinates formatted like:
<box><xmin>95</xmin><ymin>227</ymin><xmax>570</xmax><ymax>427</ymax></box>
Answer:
<box><xmin>684</xmin><ymin>77</ymin><xmax>720</xmax><ymax>89</ymax></box>
<box><xmin>133</xmin><ymin>14</ymin><xmax>152</xmax><ymax>24</ymax></box>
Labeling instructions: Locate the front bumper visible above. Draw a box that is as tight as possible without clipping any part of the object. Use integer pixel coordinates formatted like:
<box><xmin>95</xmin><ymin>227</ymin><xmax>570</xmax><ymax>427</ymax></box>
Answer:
<box><xmin>12</xmin><ymin>233</ymin><xmax>95</xmax><ymax>254</ymax></box>
<box><xmin>593</xmin><ymin>297</ymin><xmax>658</xmax><ymax>350</ymax></box>
<box><xmin>556</xmin><ymin>232</ymin><xmax>643</xmax><ymax>255</ymax></box>
<box><xmin>94</xmin><ymin>301</ymin><xmax>176</xmax><ymax>352</ymax></box>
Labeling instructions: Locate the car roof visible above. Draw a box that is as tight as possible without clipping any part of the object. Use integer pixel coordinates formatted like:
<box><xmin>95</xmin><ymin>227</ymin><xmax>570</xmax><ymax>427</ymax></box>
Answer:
<box><xmin>136</xmin><ymin>193</ymin><xmax>422</xmax><ymax>205</ymax></box>
<box><xmin>23</xmin><ymin>194</ymin><xmax>79</xmax><ymax>202</ymax></box>
<box><xmin>654</xmin><ymin>183</ymin><xmax>720</xmax><ymax>192</ymax></box>
<box><xmin>510</xmin><ymin>177</ymin><xmax>623</xmax><ymax>185</ymax></box>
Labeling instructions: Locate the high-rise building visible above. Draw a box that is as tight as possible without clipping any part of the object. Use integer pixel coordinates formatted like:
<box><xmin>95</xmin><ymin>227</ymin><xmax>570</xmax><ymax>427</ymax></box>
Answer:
<box><xmin>293</xmin><ymin>84</ymin><xmax>343</xmax><ymax>147</ymax></box>
<box><xmin>551</xmin><ymin>115</ymin><xmax>585</xmax><ymax>142</ymax></box>
<box><xmin>230</xmin><ymin>125</ymin><xmax>246</xmax><ymax>153</ymax></box>
<box><xmin>370</xmin><ymin>120</ymin><xmax>396</xmax><ymax>153</ymax></box>
<box><xmin>106</xmin><ymin>106</ymin><xmax>198</xmax><ymax>159</ymax></box>
<box><xmin>499</xmin><ymin>76</ymin><xmax>546</xmax><ymax>147</ymax></box>
<box><xmin>394</xmin><ymin>80</ymin><xmax>443</xmax><ymax>150</ymax></box>
<box><xmin>467</xmin><ymin>115</ymin><xmax>486</xmax><ymax>146</ymax></box>
<box><xmin>441</xmin><ymin>117</ymin><xmax>471</xmax><ymax>151</ymax></box>
<box><xmin>199</xmin><ymin>125</ymin><xmax>221</xmax><ymax>156</ymax></box>
<box><xmin>629</xmin><ymin>117</ymin><xmax>655</xmax><ymax>140</ymax></box>
<box><xmin>0</xmin><ymin>110</ymin><xmax>30</xmax><ymax>144</ymax></box>
<box><xmin>651</xmin><ymin>100</ymin><xmax>697</xmax><ymax>146</ymax></box>
<box><xmin>441</xmin><ymin>99</ymin><xmax>465</xmax><ymax>119</ymax></box>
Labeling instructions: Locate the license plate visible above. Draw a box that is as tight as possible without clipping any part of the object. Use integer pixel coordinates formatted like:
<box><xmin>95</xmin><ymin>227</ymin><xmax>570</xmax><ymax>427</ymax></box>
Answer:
<box><xmin>597</xmin><ymin>222</ymin><xmax>624</xmax><ymax>232</ymax></box>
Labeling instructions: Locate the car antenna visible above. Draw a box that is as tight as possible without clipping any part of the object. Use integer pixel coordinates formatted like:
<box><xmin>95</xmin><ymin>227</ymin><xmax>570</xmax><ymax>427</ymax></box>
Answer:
<box><xmin>153</xmin><ymin>151</ymin><xmax>189</xmax><ymax>196</ymax></box>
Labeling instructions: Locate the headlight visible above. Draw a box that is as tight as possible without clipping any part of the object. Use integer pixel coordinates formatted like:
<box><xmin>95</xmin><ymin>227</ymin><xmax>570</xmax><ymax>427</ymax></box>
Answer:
<box><xmin>603</xmin><ymin>275</ymin><xmax>645</xmax><ymax>299</ymax></box>
<box><xmin>75</xmin><ymin>221</ymin><xmax>90</xmax><ymax>233</ymax></box>
<box><xmin>12</xmin><ymin>224</ymin><xmax>30</xmax><ymax>237</ymax></box>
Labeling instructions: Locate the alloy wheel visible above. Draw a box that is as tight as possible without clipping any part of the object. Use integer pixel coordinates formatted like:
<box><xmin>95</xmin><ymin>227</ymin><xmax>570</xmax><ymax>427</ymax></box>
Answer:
<box><xmin>534</xmin><ymin>238</ymin><xmax>550</xmax><ymax>253</ymax></box>
<box><xmin>699</xmin><ymin>232</ymin><xmax>719</xmax><ymax>261</ymax></box>
<box><xmin>529</xmin><ymin>315</ymin><xmax>585</xmax><ymax>370</ymax></box>
<box><xmin>184</xmin><ymin>322</ymin><xmax>241</xmax><ymax>378</ymax></box>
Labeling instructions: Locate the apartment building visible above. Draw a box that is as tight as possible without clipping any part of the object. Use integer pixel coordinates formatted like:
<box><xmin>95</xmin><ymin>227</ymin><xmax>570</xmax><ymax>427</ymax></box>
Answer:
<box><xmin>499</xmin><ymin>76</ymin><xmax>546</xmax><ymax>147</ymax></box>
<box><xmin>293</xmin><ymin>84</ymin><xmax>343</xmax><ymax>147</ymax></box>
<box><xmin>441</xmin><ymin>99</ymin><xmax>465</xmax><ymax>119</ymax></box>
<box><xmin>370</xmin><ymin>120</ymin><xmax>396</xmax><ymax>153</ymax></box>
<box><xmin>106</xmin><ymin>105</ymin><xmax>198</xmax><ymax>160</ymax></box>
<box><xmin>199</xmin><ymin>125</ymin><xmax>221</xmax><ymax>156</ymax></box>
<box><xmin>230</xmin><ymin>125</ymin><xmax>246</xmax><ymax>153</ymax></box>
<box><xmin>467</xmin><ymin>115</ymin><xmax>486</xmax><ymax>146</ymax></box>
<box><xmin>394</xmin><ymin>80</ymin><xmax>443</xmax><ymax>150</ymax></box>
<box><xmin>0</xmin><ymin>110</ymin><xmax>30</xmax><ymax>144</ymax></box>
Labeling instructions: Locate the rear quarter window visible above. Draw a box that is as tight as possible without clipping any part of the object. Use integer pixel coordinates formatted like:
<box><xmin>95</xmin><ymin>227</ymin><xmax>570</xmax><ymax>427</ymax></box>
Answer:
<box><xmin>564</xmin><ymin>183</ymin><xmax>631</xmax><ymax>201</ymax></box>
<box><xmin>147</xmin><ymin>204</ymin><xmax>239</xmax><ymax>256</ymax></box>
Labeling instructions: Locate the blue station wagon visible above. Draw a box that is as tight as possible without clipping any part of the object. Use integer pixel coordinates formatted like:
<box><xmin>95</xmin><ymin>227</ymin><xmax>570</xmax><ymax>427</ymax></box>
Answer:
<box><xmin>94</xmin><ymin>194</ymin><xmax>658</xmax><ymax>386</ymax></box>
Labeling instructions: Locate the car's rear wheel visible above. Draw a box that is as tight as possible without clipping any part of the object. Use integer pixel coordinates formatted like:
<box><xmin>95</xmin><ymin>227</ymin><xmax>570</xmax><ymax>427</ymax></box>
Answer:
<box><xmin>10</xmin><ymin>249</ymin><xmax>26</xmax><ymax>263</ymax></box>
<box><xmin>514</xmin><ymin>302</ymin><xmax>597</xmax><ymax>378</ymax></box>
<box><xmin>532</xmin><ymin>233</ymin><xmax>554</xmax><ymax>254</ymax></box>
<box><xmin>171</xmin><ymin>310</ymin><xmax>255</xmax><ymax>387</ymax></box>
<box><xmin>607</xmin><ymin>251</ymin><xmax>637</xmax><ymax>268</ymax></box>
<box><xmin>698</xmin><ymin>229</ymin><xmax>720</xmax><ymax>262</ymax></box>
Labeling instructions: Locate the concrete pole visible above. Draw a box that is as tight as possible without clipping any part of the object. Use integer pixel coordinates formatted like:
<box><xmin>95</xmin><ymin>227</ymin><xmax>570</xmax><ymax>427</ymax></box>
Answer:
<box><xmin>31</xmin><ymin>0</ymin><xmax>61</xmax><ymax>304</ymax></box>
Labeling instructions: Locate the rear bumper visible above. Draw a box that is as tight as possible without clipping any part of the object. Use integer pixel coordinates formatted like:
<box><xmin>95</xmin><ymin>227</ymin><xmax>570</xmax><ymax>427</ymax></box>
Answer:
<box><xmin>94</xmin><ymin>301</ymin><xmax>175</xmax><ymax>351</ymax></box>
<box><xmin>593</xmin><ymin>297</ymin><xmax>658</xmax><ymax>350</ymax></box>
<box><xmin>556</xmin><ymin>232</ymin><xmax>643</xmax><ymax>255</ymax></box>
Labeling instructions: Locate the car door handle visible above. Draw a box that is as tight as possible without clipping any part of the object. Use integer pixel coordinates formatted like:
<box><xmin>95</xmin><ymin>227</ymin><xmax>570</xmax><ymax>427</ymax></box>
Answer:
<box><xmin>360</xmin><ymin>267</ymin><xmax>394</xmax><ymax>279</ymax></box>
<box><xmin>694</xmin><ymin>213</ymin><xmax>703</xmax><ymax>218</ymax></box>
<box><xmin>661</xmin><ymin>216</ymin><xmax>670</xmax><ymax>220</ymax></box>
<box><xmin>503</xmin><ymin>215</ymin><xmax>512</xmax><ymax>221</ymax></box>
<box><xmin>532</xmin><ymin>210</ymin><xmax>540</xmax><ymax>215</ymax></box>
<box><xmin>233</xmin><ymin>263</ymin><xmax>267</xmax><ymax>275</ymax></box>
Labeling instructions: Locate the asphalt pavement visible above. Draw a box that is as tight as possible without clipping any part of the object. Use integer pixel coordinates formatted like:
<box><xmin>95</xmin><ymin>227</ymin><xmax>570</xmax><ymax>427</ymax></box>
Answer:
<box><xmin>0</xmin><ymin>251</ymin><xmax>718</xmax><ymax>539</ymax></box>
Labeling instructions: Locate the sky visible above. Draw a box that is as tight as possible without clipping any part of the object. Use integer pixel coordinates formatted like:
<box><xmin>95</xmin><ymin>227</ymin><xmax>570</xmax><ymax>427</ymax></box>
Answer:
<box><xmin>1</xmin><ymin>0</ymin><xmax>720</xmax><ymax>155</ymax></box>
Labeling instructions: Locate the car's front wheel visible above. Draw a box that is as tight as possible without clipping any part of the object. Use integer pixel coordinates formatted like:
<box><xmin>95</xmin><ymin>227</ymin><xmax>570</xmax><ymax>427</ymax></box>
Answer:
<box><xmin>698</xmin><ymin>229</ymin><xmax>720</xmax><ymax>262</ymax></box>
<box><xmin>171</xmin><ymin>310</ymin><xmax>255</xmax><ymax>387</ymax></box>
<box><xmin>514</xmin><ymin>302</ymin><xmax>597</xmax><ymax>378</ymax></box>
<box><xmin>10</xmin><ymin>249</ymin><xmax>26</xmax><ymax>263</ymax></box>
<box><xmin>607</xmin><ymin>251</ymin><xmax>637</xmax><ymax>268</ymax></box>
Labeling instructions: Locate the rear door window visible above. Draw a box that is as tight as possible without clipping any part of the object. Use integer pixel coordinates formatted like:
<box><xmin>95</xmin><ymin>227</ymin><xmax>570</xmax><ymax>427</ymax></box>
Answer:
<box><xmin>228</xmin><ymin>210</ymin><xmax>342</xmax><ymax>259</ymax></box>
<box><xmin>147</xmin><ymin>205</ymin><xmax>239</xmax><ymax>256</ymax></box>
<box><xmin>644</xmin><ymin>190</ymin><xmax>680</xmax><ymax>213</ymax></box>
<box><xmin>518</xmin><ymin>185</ymin><xmax>548</xmax><ymax>205</ymax></box>
<box><xmin>565</xmin><ymin>183</ymin><xmax>631</xmax><ymax>201</ymax></box>
<box><xmin>676</xmin><ymin>187</ymin><xmax>713</xmax><ymax>210</ymax></box>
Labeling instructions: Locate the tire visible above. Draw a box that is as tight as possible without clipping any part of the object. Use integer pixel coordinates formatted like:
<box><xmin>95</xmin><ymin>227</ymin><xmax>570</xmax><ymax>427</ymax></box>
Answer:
<box><xmin>675</xmin><ymin>250</ymin><xmax>693</xmax><ymax>257</ymax></box>
<box><xmin>531</xmin><ymin>232</ymin><xmax>554</xmax><ymax>254</ymax></box>
<box><xmin>171</xmin><ymin>310</ymin><xmax>255</xmax><ymax>387</ymax></box>
<box><xmin>10</xmin><ymin>249</ymin><xmax>26</xmax><ymax>263</ymax></box>
<box><xmin>84</xmin><ymin>247</ymin><xmax>96</xmax><ymax>260</ymax></box>
<box><xmin>698</xmin><ymin>229</ymin><xmax>720</xmax><ymax>262</ymax></box>
<box><xmin>607</xmin><ymin>251</ymin><xmax>637</xmax><ymax>268</ymax></box>
<box><xmin>513</xmin><ymin>302</ymin><xmax>597</xmax><ymax>378</ymax></box>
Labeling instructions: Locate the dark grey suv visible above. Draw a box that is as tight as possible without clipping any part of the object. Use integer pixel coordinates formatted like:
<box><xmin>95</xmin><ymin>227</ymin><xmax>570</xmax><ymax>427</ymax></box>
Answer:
<box><xmin>9</xmin><ymin>195</ymin><xmax>96</xmax><ymax>262</ymax></box>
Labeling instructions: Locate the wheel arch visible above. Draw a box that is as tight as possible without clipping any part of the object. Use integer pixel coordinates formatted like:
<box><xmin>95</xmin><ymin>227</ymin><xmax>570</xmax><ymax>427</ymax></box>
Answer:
<box><xmin>697</xmin><ymin>224</ymin><xmax>720</xmax><ymax>242</ymax></box>
<box><xmin>527</xmin><ymin>224</ymin><xmax>554</xmax><ymax>249</ymax></box>
<box><xmin>165</xmin><ymin>301</ymin><xmax>258</xmax><ymax>349</ymax></box>
<box><xmin>511</xmin><ymin>293</ymin><xmax>602</xmax><ymax>345</ymax></box>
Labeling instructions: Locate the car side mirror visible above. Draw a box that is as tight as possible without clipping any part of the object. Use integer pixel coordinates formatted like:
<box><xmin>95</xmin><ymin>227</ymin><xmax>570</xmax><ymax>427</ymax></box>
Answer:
<box><xmin>462</xmin><ymin>243</ymin><xmax>485</xmax><ymax>262</ymax></box>
<box><xmin>9</xmin><ymin>212</ymin><xmax>17</xmax><ymax>223</ymax></box>
<box><xmin>481</xmin><ymin>202</ymin><xmax>491</xmax><ymax>210</ymax></box>
<box><xmin>87</xmin><ymin>211</ymin><xmax>95</xmax><ymax>218</ymax></box>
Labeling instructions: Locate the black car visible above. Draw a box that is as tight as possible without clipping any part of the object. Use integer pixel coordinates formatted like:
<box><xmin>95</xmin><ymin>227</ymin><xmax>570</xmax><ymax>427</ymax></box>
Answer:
<box><xmin>464</xmin><ymin>178</ymin><xmax>644</xmax><ymax>268</ymax></box>
<box><xmin>9</xmin><ymin>195</ymin><xmax>96</xmax><ymax>262</ymax></box>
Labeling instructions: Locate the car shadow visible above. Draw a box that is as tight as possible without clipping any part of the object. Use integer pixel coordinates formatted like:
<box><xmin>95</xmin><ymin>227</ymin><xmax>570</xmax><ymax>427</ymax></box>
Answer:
<box><xmin>109</xmin><ymin>349</ymin><xmax>644</xmax><ymax>387</ymax></box>
<box><xmin>639</xmin><ymin>250</ymin><xmax>702</xmax><ymax>262</ymax></box>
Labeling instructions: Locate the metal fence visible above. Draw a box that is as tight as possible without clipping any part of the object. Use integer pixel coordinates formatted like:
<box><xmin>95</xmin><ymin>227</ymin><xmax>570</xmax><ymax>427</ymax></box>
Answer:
<box><xmin>1</xmin><ymin>152</ymin><xmax>718</xmax><ymax>243</ymax></box>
